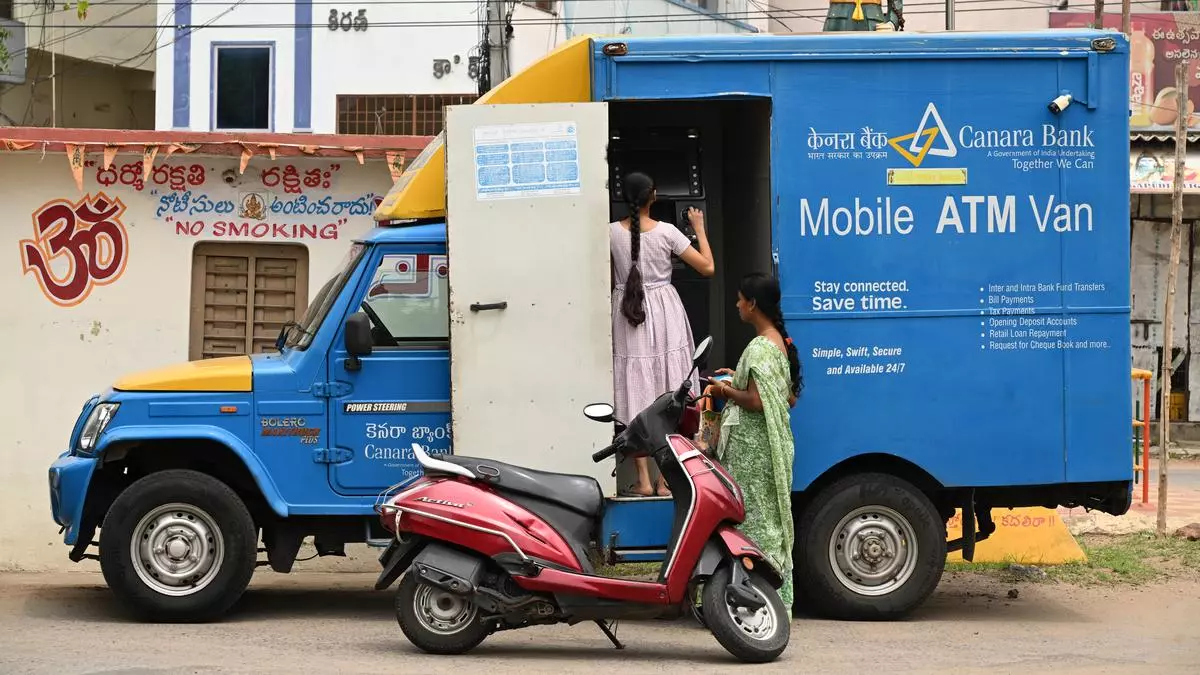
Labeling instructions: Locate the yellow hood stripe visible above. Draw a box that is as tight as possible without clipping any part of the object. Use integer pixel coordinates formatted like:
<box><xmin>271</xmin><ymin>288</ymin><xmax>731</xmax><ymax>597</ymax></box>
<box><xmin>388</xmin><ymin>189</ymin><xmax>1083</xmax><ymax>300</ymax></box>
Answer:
<box><xmin>114</xmin><ymin>356</ymin><xmax>252</xmax><ymax>392</ymax></box>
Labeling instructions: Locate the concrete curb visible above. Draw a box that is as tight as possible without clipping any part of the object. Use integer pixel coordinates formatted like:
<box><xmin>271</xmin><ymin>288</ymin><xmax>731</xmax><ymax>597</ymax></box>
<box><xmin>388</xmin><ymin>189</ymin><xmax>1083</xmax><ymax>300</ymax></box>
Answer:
<box><xmin>1147</xmin><ymin>446</ymin><xmax>1200</xmax><ymax>461</ymax></box>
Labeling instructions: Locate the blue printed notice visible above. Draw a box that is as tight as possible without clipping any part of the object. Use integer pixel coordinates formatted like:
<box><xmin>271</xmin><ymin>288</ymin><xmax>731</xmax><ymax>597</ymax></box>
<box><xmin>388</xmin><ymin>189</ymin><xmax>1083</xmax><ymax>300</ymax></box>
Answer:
<box><xmin>472</xmin><ymin>121</ymin><xmax>582</xmax><ymax>200</ymax></box>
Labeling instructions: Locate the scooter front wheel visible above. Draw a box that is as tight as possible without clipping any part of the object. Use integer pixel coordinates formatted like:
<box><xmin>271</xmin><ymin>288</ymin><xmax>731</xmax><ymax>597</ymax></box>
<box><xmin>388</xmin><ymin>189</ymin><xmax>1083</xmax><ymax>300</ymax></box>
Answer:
<box><xmin>702</xmin><ymin>565</ymin><xmax>790</xmax><ymax>663</ymax></box>
<box><xmin>395</xmin><ymin>573</ymin><xmax>490</xmax><ymax>654</ymax></box>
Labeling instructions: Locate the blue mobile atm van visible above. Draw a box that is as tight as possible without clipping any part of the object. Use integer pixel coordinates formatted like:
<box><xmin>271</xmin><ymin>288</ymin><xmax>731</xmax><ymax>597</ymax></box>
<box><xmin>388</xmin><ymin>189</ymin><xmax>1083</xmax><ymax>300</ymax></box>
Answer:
<box><xmin>48</xmin><ymin>30</ymin><xmax>1133</xmax><ymax>623</ymax></box>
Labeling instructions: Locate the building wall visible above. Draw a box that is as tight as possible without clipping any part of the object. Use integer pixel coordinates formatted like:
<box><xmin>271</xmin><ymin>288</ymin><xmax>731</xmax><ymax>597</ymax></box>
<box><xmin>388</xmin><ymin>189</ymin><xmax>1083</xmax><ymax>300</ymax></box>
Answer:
<box><xmin>509</xmin><ymin>4</ymin><xmax>567</xmax><ymax>75</ymax></box>
<box><xmin>764</xmin><ymin>1</ymin><xmax>1164</xmax><ymax>33</ymax></box>
<box><xmin>0</xmin><ymin>51</ymin><xmax>154</xmax><ymax>128</ymax></box>
<box><xmin>11</xmin><ymin>1</ymin><xmax>158</xmax><ymax>70</ymax></box>
<box><xmin>1132</xmin><ymin>192</ymin><xmax>1200</xmax><ymax>422</ymax></box>
<box><xmin>156</xmin><ymin>0</ymin><xmax>762</xmax><ymax>134</ymax></box>
<box><xmin>0</xmin><ymin>151</ymin><xmax>394</xmax><ymax>570</ymax></box>
<box><xmin>311</xmin><ymin>2</ymin><xmax>481</xmax><ymax>132</ymax></box>
<box><xmin>155</xmin><ymin>0</ymin><xmax>488</xmax><ymax>133</ymax></box>
<box><xmin>564</xmin><ymin>0</ymin><xmax>763</xmax><ymax>37</ymax></box>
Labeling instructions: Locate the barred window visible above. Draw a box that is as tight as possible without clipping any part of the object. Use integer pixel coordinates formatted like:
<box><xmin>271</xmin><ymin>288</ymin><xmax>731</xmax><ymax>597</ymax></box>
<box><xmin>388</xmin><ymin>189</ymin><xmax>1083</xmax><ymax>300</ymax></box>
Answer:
<box><xmin>336</xmin><ymin>94</ymin><xmax>478</xmax><ymax>136</ymax></box>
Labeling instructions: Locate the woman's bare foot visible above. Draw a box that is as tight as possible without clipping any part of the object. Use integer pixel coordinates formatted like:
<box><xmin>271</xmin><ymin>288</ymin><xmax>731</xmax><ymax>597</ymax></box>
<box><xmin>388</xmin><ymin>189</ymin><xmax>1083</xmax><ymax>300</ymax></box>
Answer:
<box><xmin>629</xmin><ymin>483</ymin><xmax>654</xmax><ymax>497</ymax></box>
<box><xmin>655</xmin><ymin>478</ymin><xmax>671</xmax><ymax>496</ymax></box>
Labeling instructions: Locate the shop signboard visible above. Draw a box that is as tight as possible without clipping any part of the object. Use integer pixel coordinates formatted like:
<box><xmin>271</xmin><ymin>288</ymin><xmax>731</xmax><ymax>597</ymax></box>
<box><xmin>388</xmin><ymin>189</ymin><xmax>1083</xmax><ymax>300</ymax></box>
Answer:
<box><xmin>1130</xmin><ymin>145</ymin><xmax>1200</xmax><ymax>193</ymax></box>
<box><xmin>1050</xmin><ymin>11</ymin><xmax>1200</xmax><ymax>133</ymax></box>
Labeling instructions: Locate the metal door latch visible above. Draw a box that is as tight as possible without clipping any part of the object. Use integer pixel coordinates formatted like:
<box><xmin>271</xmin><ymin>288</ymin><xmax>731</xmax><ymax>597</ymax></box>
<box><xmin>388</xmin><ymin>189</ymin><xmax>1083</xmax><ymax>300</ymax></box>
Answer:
<box><xmin>469</xmin><ymin>301</ymin><xmax>508</xmax><ymax>312</ymax></box>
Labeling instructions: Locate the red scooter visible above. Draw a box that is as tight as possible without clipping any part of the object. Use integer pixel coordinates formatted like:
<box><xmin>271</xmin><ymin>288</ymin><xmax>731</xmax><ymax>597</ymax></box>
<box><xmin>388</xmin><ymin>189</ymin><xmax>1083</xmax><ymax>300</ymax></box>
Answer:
<box><xmin>374</xmin><ymin>337</ymin><xmax>790</xmax><ymax>663</ymax></box>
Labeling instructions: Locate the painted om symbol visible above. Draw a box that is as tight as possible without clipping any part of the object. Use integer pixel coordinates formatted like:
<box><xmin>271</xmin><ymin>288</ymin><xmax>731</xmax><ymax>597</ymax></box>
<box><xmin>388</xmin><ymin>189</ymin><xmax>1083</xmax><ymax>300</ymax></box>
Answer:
<box><xmin>20</xmin><ymin>193</ymin><xmax>130</xmax><ymax>307</ymax></box>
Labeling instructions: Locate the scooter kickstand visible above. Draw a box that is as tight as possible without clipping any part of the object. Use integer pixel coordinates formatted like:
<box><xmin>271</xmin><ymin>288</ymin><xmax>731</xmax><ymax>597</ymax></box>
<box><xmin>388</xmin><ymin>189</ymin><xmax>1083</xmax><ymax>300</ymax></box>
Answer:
<box><xmin>595</xmin><ymin>620</ymin><xmax>625</xmax><ymax>650</ymax></box>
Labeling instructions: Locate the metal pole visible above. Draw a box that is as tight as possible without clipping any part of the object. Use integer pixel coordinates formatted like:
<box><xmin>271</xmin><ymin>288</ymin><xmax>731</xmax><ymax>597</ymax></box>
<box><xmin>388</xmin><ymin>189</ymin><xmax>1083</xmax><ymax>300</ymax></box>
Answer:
<box><xmin>946</xmin><ymin>0</ymin><xmax>954</xmax><ymax>30</ymax></box>
<box><xmin>1144</xmin><ymin>376</ymin><xmax>1151</xmax><ymax>505</ymax></box>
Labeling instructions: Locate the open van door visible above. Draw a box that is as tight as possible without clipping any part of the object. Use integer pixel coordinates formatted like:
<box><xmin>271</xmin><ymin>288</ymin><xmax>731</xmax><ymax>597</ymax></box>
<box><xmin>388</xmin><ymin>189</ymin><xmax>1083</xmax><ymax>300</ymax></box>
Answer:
<box><xmin>443</xmin><ymin>102</ymin><xmax>614</xmax><ymax>489</ymax></box>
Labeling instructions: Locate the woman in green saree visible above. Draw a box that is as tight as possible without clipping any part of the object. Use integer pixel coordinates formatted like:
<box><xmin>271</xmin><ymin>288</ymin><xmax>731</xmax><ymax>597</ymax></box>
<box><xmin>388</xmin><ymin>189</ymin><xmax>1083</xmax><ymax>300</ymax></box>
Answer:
<box><xmin>710</xmin><ymin>273</ymin><xmax>801</xmax><ymax>614</ymax></box>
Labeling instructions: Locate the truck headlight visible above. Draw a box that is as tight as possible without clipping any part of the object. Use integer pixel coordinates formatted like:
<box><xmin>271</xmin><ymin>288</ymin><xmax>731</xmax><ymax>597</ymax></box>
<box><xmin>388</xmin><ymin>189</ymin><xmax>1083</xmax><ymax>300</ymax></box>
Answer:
<box><xmin>77</xmin><ymin>403</ymin><xmax>119</xmax><ymax>454</ymax></box>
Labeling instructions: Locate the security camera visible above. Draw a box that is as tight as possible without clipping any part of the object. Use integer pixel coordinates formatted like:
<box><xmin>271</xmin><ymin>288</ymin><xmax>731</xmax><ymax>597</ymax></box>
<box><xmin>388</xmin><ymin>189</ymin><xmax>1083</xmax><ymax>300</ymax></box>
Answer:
<box><xmin>222</xmin><ymin>169</ymin><xmax>237</xmax><ymax>184</ymax></box>
<box><xmin>1048</xmin><ymin>93</ymin><xmax>1073</xmax><ymax>114</ymax></box>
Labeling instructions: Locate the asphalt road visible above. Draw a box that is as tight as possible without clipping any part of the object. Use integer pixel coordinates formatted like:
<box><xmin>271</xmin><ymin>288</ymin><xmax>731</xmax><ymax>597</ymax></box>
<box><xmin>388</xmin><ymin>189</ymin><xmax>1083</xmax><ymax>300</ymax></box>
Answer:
<box><xmin>1</xmin><ymin>571</ymin><xmax>1197</xmax><ymax>674</ymax></box>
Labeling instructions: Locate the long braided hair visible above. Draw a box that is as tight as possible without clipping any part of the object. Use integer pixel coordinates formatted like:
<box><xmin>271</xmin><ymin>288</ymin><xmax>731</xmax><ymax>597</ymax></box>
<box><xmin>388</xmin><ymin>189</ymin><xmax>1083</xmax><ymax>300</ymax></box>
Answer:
<box><xmin>739</xmin><ymin>272</ymin><xmax>802</xmax><ymax>398</ymax></box>
<box><xmin>620</xmin><ymin>172</ymin><xmax>655</xmax><ymax>327</ymax></box>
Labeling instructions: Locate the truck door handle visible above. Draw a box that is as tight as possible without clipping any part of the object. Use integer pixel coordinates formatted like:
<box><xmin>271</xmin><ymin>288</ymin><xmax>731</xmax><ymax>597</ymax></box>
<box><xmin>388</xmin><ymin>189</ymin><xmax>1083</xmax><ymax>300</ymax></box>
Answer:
<box><xmin>470</xmin><ymin>301</ymin><xmax>508</xmax><ymax>312</ymax></box>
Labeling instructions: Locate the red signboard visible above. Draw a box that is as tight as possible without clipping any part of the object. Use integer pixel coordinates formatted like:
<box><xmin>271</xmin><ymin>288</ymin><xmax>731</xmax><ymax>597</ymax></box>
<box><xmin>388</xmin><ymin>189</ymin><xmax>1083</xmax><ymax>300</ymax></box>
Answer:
<box><xmin>1050</xmin><ymin>11</ymin><xmax>1200</xmax><ymax>132</ymax></box>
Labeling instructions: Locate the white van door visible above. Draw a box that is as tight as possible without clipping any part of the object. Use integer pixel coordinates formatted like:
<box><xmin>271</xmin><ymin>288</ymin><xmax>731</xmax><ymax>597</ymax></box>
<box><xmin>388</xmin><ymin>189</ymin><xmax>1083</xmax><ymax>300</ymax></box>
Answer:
<box><xmin>443</xmin><ymin>102</ymin><xmax>614</xmax><ymax>489</ymax></box>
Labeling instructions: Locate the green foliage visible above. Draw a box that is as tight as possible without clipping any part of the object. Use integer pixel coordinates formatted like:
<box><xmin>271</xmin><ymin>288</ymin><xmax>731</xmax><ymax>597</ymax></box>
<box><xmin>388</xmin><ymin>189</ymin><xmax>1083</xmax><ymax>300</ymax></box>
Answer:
<box><xmin>0</xmin><ymin>26</ymin><xmax>10</xmax><ymax>74</ymax></box>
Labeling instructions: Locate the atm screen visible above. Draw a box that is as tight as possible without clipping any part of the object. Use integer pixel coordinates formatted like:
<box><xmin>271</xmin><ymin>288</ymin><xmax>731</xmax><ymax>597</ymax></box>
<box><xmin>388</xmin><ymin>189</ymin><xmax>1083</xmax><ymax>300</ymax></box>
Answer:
<box><xmin>612</xmin><ymin>148</ymin><xmax>693</xmax><ymax>197</ymax></box>
<box><xmin>609</xmin><ymin>127</ymin><xmax>702</xmax><ymax>200</ymax></box>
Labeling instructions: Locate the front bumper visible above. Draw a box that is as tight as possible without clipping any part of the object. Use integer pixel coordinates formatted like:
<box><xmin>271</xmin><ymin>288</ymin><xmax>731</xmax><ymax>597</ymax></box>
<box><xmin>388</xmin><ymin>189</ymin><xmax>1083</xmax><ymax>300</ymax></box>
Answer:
<box><xmin>48</xmin><ymin>451</ymin><xmax>98</xmax><ymax>546</ymax></box>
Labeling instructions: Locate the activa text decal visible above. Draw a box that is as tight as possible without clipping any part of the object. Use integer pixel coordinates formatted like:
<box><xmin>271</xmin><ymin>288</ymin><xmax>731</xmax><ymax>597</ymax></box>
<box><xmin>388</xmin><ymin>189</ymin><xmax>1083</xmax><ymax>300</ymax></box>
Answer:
<box><xmin>799</xmin><ymin>195</ymin><xmax>1092</xmax><ymax>237</ymax></box>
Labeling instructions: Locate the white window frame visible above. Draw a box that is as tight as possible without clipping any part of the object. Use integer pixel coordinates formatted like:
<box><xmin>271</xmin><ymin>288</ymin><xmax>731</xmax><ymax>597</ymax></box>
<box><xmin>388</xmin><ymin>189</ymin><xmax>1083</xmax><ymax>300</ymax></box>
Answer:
<box><xmin>211</xmin><ymin>42</ymin><xmax>276</xmax><ymax>132</ymax></box>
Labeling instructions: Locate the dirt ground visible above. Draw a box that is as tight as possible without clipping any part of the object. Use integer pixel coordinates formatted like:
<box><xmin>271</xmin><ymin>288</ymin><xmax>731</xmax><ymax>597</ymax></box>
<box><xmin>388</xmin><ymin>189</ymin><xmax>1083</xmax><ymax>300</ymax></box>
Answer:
<box><xmin>0</xmin><ymin>570</ymin><xmax>1197</xmax><ymax>675</ymax></box>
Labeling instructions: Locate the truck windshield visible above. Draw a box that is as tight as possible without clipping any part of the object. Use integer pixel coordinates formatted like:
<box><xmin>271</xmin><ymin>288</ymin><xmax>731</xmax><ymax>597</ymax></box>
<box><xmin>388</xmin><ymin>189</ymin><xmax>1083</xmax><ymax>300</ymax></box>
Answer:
<box><xmin>285</xmin><ymin>243</ymin><xmax>367</xmax><ymax>350</ymax></box>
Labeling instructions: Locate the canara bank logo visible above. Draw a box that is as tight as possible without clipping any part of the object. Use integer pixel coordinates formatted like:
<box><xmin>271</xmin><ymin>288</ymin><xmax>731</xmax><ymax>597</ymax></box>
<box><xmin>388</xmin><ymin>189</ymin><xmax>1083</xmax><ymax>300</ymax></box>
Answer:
<box><xmin>887</xmin><ymin>103</ymin><xmax>958</xmax><ymax>168</ymax></box>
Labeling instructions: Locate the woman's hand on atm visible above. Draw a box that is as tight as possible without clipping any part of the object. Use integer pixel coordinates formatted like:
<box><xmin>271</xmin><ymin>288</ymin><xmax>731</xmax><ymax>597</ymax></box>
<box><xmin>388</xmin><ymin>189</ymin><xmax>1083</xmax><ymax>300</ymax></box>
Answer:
<box><xmin>678</xmin><ymin>207</ymin><xmax>714</xmax><ymax>277</ymax></box>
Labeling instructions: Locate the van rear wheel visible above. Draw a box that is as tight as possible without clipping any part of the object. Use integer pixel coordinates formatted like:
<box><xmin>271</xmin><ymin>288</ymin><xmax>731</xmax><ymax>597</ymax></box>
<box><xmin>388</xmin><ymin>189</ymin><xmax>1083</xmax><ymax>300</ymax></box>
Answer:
<box><xmin>99</xmin><ymin>470</ymin><xmax>257</xmax><ymax>622</ymax></box>
<box><xmin>796</xmin><ymin>473</ymin><xmax>945</xmax><ymax>620</ymax></box>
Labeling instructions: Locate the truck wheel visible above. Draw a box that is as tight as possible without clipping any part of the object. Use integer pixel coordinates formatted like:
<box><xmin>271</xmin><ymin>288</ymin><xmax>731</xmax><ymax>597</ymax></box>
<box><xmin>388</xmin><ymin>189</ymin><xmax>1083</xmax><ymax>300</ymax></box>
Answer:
<box><xmin>99</xmin><ymin>469</ymin><xmax>257</xmax><ymax>622</ymax></box>
<box><xmin>797</xmin><ymin>473</ymin><xmax>945</xmax><ymax>621</ymax></box>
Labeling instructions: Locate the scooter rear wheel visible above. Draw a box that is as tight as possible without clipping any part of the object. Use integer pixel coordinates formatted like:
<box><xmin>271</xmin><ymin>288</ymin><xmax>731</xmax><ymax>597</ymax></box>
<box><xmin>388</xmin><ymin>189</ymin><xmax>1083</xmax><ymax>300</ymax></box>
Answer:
<box><xmin>702</xmin><ymin>565</ymin><xmax>790</xmax><ymax>663</ymax></box>
<box><xmin>395</xmin><ymin>573</ymin><xmax>490</xmax><ymax>654</ymax></box>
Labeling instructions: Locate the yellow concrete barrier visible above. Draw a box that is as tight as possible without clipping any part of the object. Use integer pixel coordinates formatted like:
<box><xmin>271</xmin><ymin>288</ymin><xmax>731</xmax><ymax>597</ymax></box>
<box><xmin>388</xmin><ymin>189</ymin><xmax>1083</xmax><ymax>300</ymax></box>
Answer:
<box><xmin>946</xmin><ymin>507</ymin><xmax>1085</xmax><ymax>564</ymax></box>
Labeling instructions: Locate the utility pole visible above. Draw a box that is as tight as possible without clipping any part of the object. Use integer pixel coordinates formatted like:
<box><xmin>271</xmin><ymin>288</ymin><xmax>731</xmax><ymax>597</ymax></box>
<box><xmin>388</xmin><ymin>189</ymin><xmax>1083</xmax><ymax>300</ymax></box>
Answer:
<box><xmin>1121</xmin><ymin>0</ymin><xmax>1131</xmax><ymax>37</ymax></box>
<box><xmin>945</xmin><ymin>0</ymin><xmax>954</xmax><ymax>30</ymax></box>
<box><xmin>1160</xmin><ymin>60</ymin><xmax>1189</xmax><ymax>536</ymax></box>
<box><xmin>482</xmin><ymin>0</ymin><xmax>503</xmax><ymax>95</ymax></box>
<box><xmin>1093</xmin><ymin>0</ymin><xmax>1104</xmax><ymax>29</ymax></box>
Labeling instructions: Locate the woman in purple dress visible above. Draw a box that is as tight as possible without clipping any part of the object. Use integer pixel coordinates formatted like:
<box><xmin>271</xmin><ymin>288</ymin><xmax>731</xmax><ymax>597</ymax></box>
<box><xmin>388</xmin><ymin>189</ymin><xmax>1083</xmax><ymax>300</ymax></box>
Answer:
<box><xmin>610</xmin><ymin>172</ymin><xmax>715</xmax><ymax>496</ymax></box>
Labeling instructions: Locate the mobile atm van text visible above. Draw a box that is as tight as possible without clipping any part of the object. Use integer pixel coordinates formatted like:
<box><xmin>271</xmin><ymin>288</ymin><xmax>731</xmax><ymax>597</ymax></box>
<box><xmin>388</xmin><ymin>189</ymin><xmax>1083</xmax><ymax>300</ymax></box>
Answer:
<box><xmin>48</xmin><ymin>30</ymin><xmax>1133</xmax><ymax>623</ymax></box>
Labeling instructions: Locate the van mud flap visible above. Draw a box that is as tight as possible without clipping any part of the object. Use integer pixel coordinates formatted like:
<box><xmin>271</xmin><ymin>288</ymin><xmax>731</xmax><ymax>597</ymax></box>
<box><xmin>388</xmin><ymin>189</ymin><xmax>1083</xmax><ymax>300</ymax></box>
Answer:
<box><xmin>374</xmin><ymin>535</ymin><xmax>426</xmax><ymax>591</ymax></box>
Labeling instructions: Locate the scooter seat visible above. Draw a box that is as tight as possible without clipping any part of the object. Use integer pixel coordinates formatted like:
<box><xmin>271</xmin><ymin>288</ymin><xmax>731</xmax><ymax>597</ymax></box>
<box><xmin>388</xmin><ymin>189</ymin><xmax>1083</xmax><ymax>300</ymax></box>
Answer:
<box><xmin>439</xmin><ymin>455</ymin><xmax>604</xmax><ymax>518</ymax></box>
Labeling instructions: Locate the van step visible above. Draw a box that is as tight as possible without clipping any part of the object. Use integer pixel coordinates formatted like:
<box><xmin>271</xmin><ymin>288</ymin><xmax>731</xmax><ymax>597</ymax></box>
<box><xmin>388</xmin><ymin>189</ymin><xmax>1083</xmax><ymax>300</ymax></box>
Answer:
<box><xmin>365</xmin><ymin>538</ymin><xmax>393</xmax><ymax>549</ymax></box>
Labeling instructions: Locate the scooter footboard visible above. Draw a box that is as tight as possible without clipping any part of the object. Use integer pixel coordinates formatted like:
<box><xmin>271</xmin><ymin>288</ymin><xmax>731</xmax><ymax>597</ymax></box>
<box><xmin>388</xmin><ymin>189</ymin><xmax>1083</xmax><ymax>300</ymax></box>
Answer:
<box><xmin>691</xmin><ymin>524</ymin><xmax>785</xmax><ymax>590</ymax></box>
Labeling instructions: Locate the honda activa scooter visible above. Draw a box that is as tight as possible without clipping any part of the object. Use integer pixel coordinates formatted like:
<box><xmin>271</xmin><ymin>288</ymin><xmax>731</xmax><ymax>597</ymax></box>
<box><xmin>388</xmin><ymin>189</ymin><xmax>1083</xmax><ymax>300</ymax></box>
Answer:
<box><xmin>374</xmin><ymin>337</ymin><xmax>790</xmax><ymax>663</ymax></box>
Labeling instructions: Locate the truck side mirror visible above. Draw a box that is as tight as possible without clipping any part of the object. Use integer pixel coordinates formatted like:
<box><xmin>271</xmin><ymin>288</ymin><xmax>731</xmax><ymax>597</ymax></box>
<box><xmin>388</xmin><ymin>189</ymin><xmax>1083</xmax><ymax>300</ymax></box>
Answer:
<box><xmin>344</xmin><ymin>312</ymin><xmax>373</xmax><ymax>371</ymax></box>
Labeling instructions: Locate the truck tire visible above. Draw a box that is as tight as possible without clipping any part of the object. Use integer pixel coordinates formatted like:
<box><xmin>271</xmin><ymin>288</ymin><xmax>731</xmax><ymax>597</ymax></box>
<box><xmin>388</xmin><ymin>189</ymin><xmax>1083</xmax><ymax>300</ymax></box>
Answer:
<box><xmin>796</xmin><ymin>473</ymin><xmax>944</xmax><ymax>621</ymax></box>
<box><xmin>99</xmin><ymin>469</ymin><xmax>257</xmax><ymax>622</ymax></box>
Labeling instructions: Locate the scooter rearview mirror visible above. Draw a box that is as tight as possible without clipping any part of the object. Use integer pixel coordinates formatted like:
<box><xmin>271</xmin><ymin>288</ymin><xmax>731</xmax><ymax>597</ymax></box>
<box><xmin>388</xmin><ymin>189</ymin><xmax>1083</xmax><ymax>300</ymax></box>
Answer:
<box><xmin>583</xmin><ymin>403</ymin><xmax>615</xmax><ymax>423</ymax></box>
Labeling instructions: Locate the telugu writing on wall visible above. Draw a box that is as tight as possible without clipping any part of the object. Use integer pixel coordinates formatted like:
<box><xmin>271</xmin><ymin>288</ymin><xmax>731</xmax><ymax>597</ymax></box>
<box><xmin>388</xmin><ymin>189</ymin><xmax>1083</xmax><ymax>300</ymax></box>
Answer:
<box><xmin>18</xmin><ymin>157</ymin><xmax>389</xmax><ymax>307</ymax></box>
<box><xmin>93</xmin><ymin>159</ymin><xmax>382</xmax><ymax>242</ymax></box>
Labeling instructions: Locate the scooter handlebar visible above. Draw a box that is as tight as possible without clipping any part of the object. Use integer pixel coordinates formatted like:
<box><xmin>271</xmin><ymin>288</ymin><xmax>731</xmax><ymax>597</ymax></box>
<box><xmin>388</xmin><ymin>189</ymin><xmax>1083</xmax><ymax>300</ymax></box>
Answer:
<box><xmin>592</xmin><ymin>443</ymin><xmax>617</xmax><ymax>463</ymax></box>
